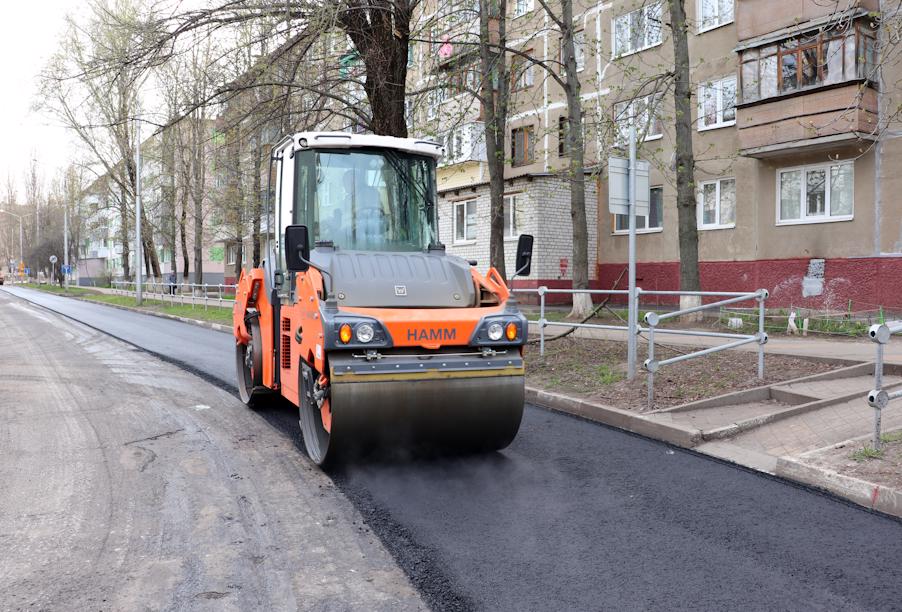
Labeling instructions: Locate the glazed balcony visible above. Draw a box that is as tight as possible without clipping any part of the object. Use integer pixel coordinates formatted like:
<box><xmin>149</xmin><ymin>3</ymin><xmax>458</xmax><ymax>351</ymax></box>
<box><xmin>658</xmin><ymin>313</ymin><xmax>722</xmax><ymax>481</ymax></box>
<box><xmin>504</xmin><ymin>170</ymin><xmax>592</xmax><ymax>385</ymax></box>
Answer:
<box><xmin>735</xmin><ymin>17</ymin><xmax>878</xmax><ymax>157</ymax></box>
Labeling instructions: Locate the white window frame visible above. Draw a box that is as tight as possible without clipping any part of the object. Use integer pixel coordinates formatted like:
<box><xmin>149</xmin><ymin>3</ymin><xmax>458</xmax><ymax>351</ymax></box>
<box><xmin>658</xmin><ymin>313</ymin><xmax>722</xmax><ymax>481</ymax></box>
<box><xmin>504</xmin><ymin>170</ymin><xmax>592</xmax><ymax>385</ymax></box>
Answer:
<box><xmin>514</xmin><ymin>0</ymin><xmax>534</xmax><ymax>18</ymax></box>
<box><xmin>503</xmin><ymin>194</ymin><xmax>521</xmax><ymax>240</ymax></box>
<box><xmin>614</xmin><ymin>94</ymin><xmax>663</xmax><ymax>146</ymax></box>
<box><xmin>775</xmin><ymin>162</ymin><xmax>855</xmax><ymax>226</ymax></box>
<box><xmin>560</xmin><ymin>31</ymin><xmax>586</xmax><ymax>74</ymax></box>
<box><xmin>453</xmin><ymin>199</ymin><xmax>477</xmax><ymax>244</ymax></box>
<box><xmin>697</xmin><ymin>0</ymin><xmax>734</xmax><ymax>34</ymax></box>
<box><xmin>697</xmin><ymin>177</ymin><xmax>736</xmax><ymax>230</ymax></box>
<box><xmin>612</xmin><ymin>2</ymin><xmax>663</xmax><ymax>58</ymax></box>
<box><xmin>613</xmin><ymin>186</ymin><xmax>664</xmax><ymax>234</ymax></box>
<box><xmin>227</xmin><ymin>245</ymin><xmax>237</xmax><ymax>265</ymax></box>
<box><xmin>697</xmin><ymin>75</ymin><xmax>736</xmax><ymax>131</ymax></box>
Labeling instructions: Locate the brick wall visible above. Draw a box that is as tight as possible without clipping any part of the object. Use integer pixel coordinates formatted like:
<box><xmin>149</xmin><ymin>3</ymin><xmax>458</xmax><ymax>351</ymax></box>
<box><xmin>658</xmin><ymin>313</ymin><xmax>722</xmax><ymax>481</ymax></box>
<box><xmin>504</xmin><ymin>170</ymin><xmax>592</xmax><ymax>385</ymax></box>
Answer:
<box><xmin>438</xmin><ymin>175</ymin><xmax>598</xmax><ymax>284</ymax></box>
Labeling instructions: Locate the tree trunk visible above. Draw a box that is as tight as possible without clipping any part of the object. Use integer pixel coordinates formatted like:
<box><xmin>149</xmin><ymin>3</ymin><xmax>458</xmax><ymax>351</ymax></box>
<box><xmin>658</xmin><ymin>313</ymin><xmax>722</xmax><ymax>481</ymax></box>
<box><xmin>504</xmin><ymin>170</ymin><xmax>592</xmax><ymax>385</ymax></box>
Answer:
<box><xmin>670</xmin><ymin>0</ymin><xmax>701</xmax><ymax>294</ymax></box>
<box><xmin>119</xmin><ymin>186</ymin><xmax>131</xmax><ymax>280</ymax></box>
<box><xmin>340</xmin><ymin>1</ymin><xmax>411</xmax><ymax>137</ymax></box>
<box><xmin>560</xmin><ymin>0</ymin><xmax>592</xmax><ymax>318</ymax></box>
<box><xmin>180</xmin><ymin>189</ymin><xmax>190</xmax><ymax>281</ymax></box>
<box><xmin>479</xmin><ymin>0</ymin><xmax>509</xmax><ymax>279</ymax></box>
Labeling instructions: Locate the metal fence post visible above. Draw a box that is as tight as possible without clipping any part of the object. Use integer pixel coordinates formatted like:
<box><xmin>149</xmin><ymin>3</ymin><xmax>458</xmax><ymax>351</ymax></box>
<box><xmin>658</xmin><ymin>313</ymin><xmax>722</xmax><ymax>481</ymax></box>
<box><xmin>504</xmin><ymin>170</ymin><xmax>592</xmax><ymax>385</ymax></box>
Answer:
<box><xmin>647</xmin><ymin>323</ymin><xmax>655</xmax><ymax>410</ymax></box>
<box><xmin>539</xmin><ymin>286</ymin><xmax>547</xmax><ymax>357</ymax></box>
<box><xmin>875</xmin><ymin>341</ymin><xmax>884</xmax><ymax>450</ymax></box>
<box><xmin>757</xmin><ymin>291</ymin><xmax>766</xmax><ymax>380</ymax></box>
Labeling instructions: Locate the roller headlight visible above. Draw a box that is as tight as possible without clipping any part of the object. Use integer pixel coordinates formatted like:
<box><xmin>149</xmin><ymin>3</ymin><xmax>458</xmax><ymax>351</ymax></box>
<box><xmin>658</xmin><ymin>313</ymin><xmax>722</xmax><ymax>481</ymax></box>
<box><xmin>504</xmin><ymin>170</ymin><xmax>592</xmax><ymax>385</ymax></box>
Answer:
<box><xmin>356</xmin><ymin>323</ymin><xmax>375</xmax><ymax>343</ymax></box>
<box><xmin>487</xmin><ymin>322</ymin><xmax>504</xmax><ymax>341</ymax></box>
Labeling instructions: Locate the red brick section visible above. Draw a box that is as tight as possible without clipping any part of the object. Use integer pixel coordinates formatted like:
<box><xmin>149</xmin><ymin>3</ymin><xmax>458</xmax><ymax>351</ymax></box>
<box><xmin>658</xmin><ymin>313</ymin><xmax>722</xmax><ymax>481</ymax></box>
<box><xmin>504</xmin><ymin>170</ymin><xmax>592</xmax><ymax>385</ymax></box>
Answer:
<box><xmin>512</xmin><ymin>256</ymin><xmax>902</xmax><ymax>309</ymax></box>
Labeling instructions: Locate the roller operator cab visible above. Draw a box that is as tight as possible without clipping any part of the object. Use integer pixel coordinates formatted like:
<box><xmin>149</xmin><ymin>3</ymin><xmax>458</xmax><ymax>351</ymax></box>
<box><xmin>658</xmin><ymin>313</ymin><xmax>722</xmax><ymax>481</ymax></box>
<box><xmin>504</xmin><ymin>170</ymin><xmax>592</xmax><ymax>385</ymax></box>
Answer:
<box><xmin>233</xmin><ymin>132</ymin><xmax>534</xmax><ymax>465</ymax></box>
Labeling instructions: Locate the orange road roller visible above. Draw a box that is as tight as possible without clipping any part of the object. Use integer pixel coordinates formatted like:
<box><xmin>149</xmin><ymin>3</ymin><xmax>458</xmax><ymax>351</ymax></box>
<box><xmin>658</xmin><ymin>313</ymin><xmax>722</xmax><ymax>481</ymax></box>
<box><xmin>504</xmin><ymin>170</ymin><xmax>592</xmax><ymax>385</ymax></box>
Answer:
<box><xmin>233</xmin><ymin>132</ymin><xmax>534</xmax><ymax>465</ymax></box>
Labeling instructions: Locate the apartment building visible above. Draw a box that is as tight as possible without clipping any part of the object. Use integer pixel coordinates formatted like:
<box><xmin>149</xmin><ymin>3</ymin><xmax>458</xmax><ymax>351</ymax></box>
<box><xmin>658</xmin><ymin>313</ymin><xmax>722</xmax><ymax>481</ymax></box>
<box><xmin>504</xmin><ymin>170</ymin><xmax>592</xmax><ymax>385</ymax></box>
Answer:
<box><xmin>412</xmin><ymin>0</ymin><xmax>902</xmax><ymax>310</ymax></box>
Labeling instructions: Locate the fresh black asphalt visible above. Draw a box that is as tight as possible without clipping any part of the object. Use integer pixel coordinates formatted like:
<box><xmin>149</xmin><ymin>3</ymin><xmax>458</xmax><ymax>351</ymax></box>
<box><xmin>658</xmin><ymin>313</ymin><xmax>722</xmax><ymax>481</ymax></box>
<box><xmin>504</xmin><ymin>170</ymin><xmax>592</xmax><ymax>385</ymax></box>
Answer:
<box><xmin>6</xmin><ymin>286</ymin><xmax>902</xmax><ymax>611</ymax></box>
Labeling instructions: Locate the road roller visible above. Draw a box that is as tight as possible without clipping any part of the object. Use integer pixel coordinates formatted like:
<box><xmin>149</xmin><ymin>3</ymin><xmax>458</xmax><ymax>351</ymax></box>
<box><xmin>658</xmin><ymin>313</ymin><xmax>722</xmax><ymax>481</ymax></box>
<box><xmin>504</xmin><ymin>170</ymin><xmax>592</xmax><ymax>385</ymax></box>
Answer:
<box><xmin>232</xmin><ymin>132</ymin><xmax>534</xmax><ymax>465</ymax></box>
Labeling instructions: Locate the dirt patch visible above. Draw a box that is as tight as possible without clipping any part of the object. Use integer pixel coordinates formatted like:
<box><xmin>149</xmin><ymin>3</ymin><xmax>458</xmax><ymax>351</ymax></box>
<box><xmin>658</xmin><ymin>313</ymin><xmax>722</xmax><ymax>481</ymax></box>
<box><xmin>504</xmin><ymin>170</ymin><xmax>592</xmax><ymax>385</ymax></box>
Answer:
<box><xmin>525</xmin><ymin>336</ymin><xmax>840</xmax><ymax>411</ymax></box>
<box><xmin>803</xmin><ymin>431</ymin><xmax>902</xmax><ymax>492</ymax></box>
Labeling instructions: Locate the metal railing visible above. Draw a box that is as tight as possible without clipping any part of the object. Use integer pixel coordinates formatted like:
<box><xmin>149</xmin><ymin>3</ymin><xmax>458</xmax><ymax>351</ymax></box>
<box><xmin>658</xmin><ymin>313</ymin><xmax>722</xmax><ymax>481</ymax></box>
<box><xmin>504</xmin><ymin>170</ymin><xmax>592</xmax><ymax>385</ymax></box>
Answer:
<box><xmin>111</xmin><ymin>280</ymin><xmax>237</xmax><ymax>310</ymax></box>
<box><xmin>514</xmin><ymin>286</ymin><xmax>769</xmax><ymax>409</ymax></box>
<box><xmin>643</xmin><ymin>290</ymin><xmax>768</xmax><ymax>409</ymax></box>
<box><xmin>867</xmin><ymin>320</ymin><xmax>902</xmax><ymax>450</ymax></box>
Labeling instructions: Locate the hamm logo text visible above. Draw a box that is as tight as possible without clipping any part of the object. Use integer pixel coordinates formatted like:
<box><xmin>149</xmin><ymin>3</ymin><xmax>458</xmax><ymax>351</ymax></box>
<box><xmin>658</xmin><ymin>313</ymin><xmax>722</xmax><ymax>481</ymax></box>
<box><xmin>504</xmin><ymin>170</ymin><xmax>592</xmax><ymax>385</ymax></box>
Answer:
<box><xmin>407</xmin><ymin>328</ymin><xmax>456</xmax><ymax>341</ymax></box>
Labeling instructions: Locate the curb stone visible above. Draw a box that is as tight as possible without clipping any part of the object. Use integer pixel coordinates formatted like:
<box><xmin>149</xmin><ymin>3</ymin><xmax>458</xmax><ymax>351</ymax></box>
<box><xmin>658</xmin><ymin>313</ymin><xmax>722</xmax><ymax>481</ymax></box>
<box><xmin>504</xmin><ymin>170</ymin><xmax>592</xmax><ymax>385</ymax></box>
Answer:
<box><xmin>62</xmin><ymin>294</ymin><xmax>233</xmax><ymax>335</ymax></box>
<box><xmin>525</xmin><ymin>386</ymin><xmax>702</xmax><ymax>448</ymax></box>
<box><xmin>526</xmin><ymin>384</ymin><xmax>902</xmax><ymax>518</ymax></box>
<box><xmin>775</xmin><ymin>457</ymin><xmax>902</xmax><ymax>518</ymax></box>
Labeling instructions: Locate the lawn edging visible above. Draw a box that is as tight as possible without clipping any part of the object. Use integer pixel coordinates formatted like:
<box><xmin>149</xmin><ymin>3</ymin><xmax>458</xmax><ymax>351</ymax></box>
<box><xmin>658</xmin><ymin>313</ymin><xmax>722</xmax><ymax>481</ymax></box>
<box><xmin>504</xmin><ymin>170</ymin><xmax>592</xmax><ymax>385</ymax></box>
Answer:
<box><xmin>525</xmin><ymin>386</ymin><xmax>703</xmax><ymax>448</ymax></box>
<box><xmin>775</xmin><ymin>457</ymin><xmax>902</xmax><ymax>518</ymax></box>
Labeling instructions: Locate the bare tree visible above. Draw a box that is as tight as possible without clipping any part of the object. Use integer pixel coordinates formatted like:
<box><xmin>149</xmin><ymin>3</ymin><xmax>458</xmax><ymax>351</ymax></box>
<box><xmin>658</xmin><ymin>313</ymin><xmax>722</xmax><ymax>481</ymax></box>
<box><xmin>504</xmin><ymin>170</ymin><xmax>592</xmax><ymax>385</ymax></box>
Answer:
<box><xmin>38</xmin><ymin>0</ymin><xmax>163</xmax><ymax>281</ymax></box>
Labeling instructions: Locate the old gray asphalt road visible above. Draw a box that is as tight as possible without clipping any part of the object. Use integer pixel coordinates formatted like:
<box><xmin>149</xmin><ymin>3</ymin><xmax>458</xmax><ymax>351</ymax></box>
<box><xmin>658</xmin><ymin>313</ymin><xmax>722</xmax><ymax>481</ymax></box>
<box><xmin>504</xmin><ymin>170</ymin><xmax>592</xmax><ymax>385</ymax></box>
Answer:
<box><xmin>0</xmin><ymin>289</ymin><xmax>425</xmax><ymax>611</ymax></box>
<box><xmin>5</xmin><ymin>286</ymin><xmax>902</xmax><ymax>611</ymax></box>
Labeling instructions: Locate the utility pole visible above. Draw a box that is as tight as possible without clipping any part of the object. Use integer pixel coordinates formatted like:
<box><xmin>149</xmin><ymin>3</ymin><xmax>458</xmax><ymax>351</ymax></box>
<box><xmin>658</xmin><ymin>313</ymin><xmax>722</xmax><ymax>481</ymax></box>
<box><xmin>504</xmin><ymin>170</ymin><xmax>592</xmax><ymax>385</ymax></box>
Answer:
<box><xmin>627</xmin><ymin>124</ymin><xmax>638</xmax><ymax>380</ymax></box>
<box><xmin>135</xmin><ymin>119</ymin><xmax>143</xmax><ymax>306</ymax></box>
<box><xmin>63</xmin><ymin>202</ymin><xmax>69</xmax><ymax>291</ymax></box>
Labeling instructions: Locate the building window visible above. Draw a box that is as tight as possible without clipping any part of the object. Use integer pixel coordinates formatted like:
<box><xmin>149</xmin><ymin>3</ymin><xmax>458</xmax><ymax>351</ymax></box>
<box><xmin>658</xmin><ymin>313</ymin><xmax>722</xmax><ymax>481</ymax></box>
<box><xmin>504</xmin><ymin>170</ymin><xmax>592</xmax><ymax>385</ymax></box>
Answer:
<box><xmin>443</xmin><ymin>127</ymin><xmax>466</xmax><ymax>162</ymax></box>
<box><xmin>614</xmin><ymin>94</ymin><xmax>663</xmax><ymax>146</ymax></box>
<box><xmin>227</xmin><ymin>245</ymin><xmax>239</xmax><ymax>265</ymax></box>
<box><xmin>777</xmin><ymin>162</ymin><xmax>853</xmax><ymax>224</ymax></box>
<box><xmin>426</xmin><ymin>86</ymin><xmax>449</xmax><ymax>120</ymax></box>
<box><xmin>697</xmin><ymin>178</ymin><xmax>736</xmax><ymax>229</ymax></box>
<box><xmin>698</xmin><ymin>0</ymin><xmax>733</xmax><ymax>32</ymax></box>
<box><xmin>615</xmin><ymin>186</ymin><xmax>664</xmax><ymax>232</ymax></box>
<box><xmin>559</xmin><ymin>31</ymin><xmax>586</xmax><ymax>75</ymax></box>
<box><xmin>613</xmin><ymin>2</ymin><xmax>663</xmax><ymax>58</ymax></box>
<box><xmin>453</xmin><ymin>199</ymin><xmax>477</xmax><ymax>242</ymax></box>
<box><xmin>511</xmin><ymin>126</ymin><xmax>535</xmax><ymax>166</ymax></box>
<box><xmin>514</xmin><ymin>0</ymin><xmax>533</xmax><ymax>18</ymax></box>
<box><xmin>503</xmin><ymin>195</ymin><xmax>519</xmax><ymax>238</ymax></box>
<box><xmin>698</xmin><ymin>76</ymin><xmax>736</xmax><ymax>130</ymax></box>
<box><xmin>740</xmin><ymin>21</ymin><xmax>876</xmax><ymax>104</ymax></box>
<box><xmin>511</xmin><ymin>54</ymin><xmax>534</xmax><ymax>91</ymax></box>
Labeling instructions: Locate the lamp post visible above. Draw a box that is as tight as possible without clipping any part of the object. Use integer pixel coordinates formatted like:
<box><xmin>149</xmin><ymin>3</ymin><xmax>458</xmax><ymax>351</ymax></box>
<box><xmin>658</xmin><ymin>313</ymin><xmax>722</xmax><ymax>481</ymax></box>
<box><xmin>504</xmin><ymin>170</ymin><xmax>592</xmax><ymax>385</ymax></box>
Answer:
<box><xmin>0</xmin><ymin>208</ymin><xmax>27</xmax><ymax>276</ymax></box>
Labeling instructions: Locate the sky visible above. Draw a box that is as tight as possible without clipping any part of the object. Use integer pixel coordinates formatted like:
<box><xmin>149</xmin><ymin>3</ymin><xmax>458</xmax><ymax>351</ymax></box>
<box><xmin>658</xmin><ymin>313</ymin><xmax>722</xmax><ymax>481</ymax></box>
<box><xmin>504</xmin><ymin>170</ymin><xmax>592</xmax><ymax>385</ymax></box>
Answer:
<box><xmin>0</xmin><ymin>1</ymin><xmax>84</xmax><ymax>200</ymax></box>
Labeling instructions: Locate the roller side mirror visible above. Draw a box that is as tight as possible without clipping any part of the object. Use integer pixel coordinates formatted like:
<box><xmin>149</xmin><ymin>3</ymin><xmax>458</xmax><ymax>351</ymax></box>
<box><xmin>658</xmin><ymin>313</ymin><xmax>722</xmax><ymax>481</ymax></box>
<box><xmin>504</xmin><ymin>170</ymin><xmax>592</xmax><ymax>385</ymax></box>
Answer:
<box><xmin>514</xmin><ymin>234</ymin><xmax>534</xmax><ymax>277</ymax></box>
<box><xmin>285</xmin><ymin>225</ymin><xmax>311</xmax><ymax>272</ymax></box>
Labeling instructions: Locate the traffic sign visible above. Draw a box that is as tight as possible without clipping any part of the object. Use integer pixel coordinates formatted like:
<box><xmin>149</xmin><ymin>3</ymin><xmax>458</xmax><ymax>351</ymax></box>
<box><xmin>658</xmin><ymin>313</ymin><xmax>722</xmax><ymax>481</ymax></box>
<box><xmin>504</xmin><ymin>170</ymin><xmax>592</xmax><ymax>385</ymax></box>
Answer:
<box><xmin>608</xmin><ymin>157</ymin><xmax>650</xmax><ymax>216</ymax></box>
<box><xmin>49</xmin><ymin>255</ymin><xmax>58</xmax><ymax>264</ymax></box>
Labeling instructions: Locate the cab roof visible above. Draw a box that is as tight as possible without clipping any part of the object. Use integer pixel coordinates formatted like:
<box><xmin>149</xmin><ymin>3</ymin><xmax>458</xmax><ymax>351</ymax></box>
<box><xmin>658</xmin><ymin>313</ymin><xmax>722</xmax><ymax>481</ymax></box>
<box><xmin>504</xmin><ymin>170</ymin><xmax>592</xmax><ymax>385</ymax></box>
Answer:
<box><xmin>274</xmin><ymin>131</ymin><xmax>444</xmax><ymax>160</ymax></box>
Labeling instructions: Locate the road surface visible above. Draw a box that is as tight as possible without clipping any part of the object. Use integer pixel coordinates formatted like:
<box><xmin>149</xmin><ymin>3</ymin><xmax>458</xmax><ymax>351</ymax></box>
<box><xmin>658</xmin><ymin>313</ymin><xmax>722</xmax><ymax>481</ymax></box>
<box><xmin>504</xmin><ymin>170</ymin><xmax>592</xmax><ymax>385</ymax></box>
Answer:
<box><xmin>4</xmin><ymin>285</ymin><xmax>902</xmax><ymax>611</ymax></box>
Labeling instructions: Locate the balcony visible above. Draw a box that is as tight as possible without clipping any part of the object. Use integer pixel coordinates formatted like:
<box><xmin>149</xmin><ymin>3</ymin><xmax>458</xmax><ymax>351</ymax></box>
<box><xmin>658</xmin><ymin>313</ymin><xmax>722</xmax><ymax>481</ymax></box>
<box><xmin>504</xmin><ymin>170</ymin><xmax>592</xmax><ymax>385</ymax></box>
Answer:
<box><xmin>737</xmin><ymin>84</ymin><xmax>877</xmax><ymax>157</ymax></box>
<box><xmin>438</xmin><ymin>122</ymin><xmax>487</xmax><ymax>167</ymax></box>
<box><xmin>735</xmin><ymin>16</ymin><xmax>878</xmax><ymax>157</ymax></box>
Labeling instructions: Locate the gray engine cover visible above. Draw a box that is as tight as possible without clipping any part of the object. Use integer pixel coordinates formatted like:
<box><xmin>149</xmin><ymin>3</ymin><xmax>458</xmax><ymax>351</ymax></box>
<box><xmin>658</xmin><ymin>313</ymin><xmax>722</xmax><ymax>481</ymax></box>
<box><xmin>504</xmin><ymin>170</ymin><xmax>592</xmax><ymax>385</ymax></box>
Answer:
<box><xmin>310</xmin><ymin>248</ymin><xmax>476</xmax><ymax>308</ymax></box>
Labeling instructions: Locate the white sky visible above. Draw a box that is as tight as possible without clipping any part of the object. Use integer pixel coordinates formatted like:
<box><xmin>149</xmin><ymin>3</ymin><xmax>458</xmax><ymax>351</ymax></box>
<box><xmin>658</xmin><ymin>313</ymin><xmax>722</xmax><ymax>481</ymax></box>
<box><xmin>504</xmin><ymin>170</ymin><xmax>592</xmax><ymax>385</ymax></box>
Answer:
<box><xmin>0</xmin><ymin>1</ymin><xmax>84</xmax><ymax>198</ymax></box>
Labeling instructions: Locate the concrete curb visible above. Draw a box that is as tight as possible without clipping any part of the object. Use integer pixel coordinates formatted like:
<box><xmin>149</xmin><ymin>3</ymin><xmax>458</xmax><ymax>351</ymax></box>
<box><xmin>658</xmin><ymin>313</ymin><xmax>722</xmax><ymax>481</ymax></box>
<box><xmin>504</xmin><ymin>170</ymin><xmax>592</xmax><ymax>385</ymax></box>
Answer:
<box><xmin>526</xmin><ymin>384</ymin><xmax>902</xmax><ymax>518</ymax></box>
<box><xmin>525</xmin><ymin>386</ymin><xmax>702</xmax><ymax>448</ymax></box>
<box><xmin>775</xmin><ymin>457</ymin><xmax>902</xmax><ymax>518</ymax></box>
<box><xmin>65</xmin><ymin>294</ymin><xmax>233</xmax><ymax>335</ymax></box>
